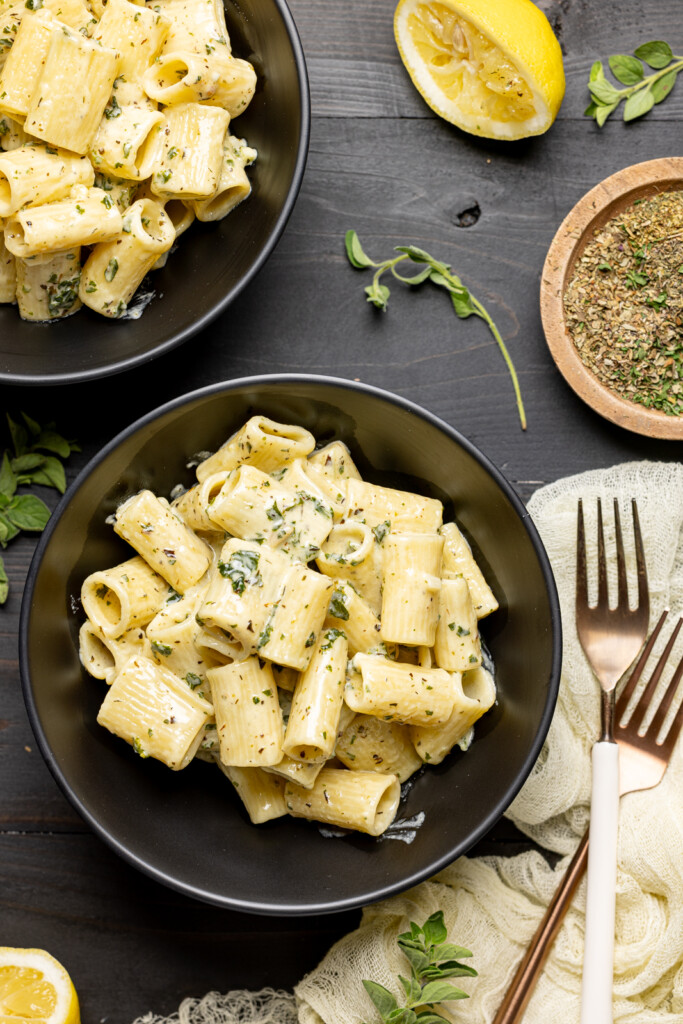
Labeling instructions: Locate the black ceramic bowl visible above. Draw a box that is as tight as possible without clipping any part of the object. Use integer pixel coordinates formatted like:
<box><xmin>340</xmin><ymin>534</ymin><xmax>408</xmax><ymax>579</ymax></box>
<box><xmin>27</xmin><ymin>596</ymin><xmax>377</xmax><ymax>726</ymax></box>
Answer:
<box><xmin>0</xmin><ymin>0</ymin><xmax>309</xmax><ymax>386</ymax></box>
<box><xmin>20</xmin><ymin>376</ymin><xmax>561</xmax><ymax>915</ymax></box>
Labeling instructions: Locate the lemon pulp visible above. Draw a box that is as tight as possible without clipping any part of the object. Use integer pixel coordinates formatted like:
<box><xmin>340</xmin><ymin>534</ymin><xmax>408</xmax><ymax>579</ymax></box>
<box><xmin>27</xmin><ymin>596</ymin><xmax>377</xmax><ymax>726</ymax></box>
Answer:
<box><xmin>394</xmin><ymin>0</ymin><xmax>565</xmax><ymax>139</ymax></box>
<box><xmin>0</xmin><ymin>950</ymin><xmax>80</xmax><ymax>1024</ymax></box>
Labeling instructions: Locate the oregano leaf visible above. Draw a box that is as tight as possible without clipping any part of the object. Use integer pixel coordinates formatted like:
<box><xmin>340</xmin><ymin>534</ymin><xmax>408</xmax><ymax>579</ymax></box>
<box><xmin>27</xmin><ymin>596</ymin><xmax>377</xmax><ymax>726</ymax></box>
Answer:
<box><xmin>651</xmin><ymin>68</ymin><xmax>678</xmax><ymax>103</ymax></box>
<box><xmin>419</xmin><ymin>982</ymin><xmax>469</xmax><ymax>1004</ymax></box>
<box><xmin>27</xmin><ymin>455</ymin><xmax>66</xmax><ymax>493</ymax></box>
<box><xmin>589</xmin><ymin>78</ymin><xmax>622</xmax><ymax>104</ymax></box>
<box><xmin>589</xmin><ymin>59</ymin><xmax>605</xmax><ymax>82</ymax></box>
<box><xmin>422</xmin><ymin>911</ymin><xmax>448</xmax><ymax>947</ymax></box>
<box><xmin>634</xmin><ymin>40</ymin><xmax>673</xmax><ymax>69</ymax></box>
<box><xmin>623</xmin><ymin>86</ymin><xmax>655</xmax><ymax>121</ymax></box>
<box><xmin>0</xmin><ymin>452</ymin><xmax>16</xmax><ymax>500</ymax></box>
<box><xmin>345</xmin><ymin>229</ymin><xmax>375</xmax><ymax>269</ymax></box>
<box><xmin>0</xmin><ymin>555</ymin><xmax>8</xmax><ymax>605</ymax></box>
<box><xmin>33</xmin><ymin>430</ymin><xmax>71</xmax><ymax>458</ymax></box>
<box><xmin>362</xmin><ymin>980</ymin><xmax>398</xmax><ymax>1019</ymax></box>
<box><xmin>596</xmin><ymin>101</ymin><xmax>619</xmax><ymax>126</ymax></box>
<box><xmin>5</xmin><ymin>493</ymin><xmax>51</xmax><ymax>531</ymax></box>
<box><xmin>608</xmin><ymin>54</ymin><xmax>644</xmax><ymax>84</ymax></box>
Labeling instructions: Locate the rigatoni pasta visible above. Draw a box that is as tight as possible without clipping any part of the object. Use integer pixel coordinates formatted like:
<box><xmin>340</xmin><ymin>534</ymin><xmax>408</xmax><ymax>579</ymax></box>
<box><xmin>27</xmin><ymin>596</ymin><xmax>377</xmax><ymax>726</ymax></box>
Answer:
<box><xmin>78</xmin><ymin>415</ymin><xmax>499</xmax><ymax>838</ymax></box>
<box><xmin>0</xmin><ymin>0</ymin><xmax>257</xmax><ymax>322</ymax></box>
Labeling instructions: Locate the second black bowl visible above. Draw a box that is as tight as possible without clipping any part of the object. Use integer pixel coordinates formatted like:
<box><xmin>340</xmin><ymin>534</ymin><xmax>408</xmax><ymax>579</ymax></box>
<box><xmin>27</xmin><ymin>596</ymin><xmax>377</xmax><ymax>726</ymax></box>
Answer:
<box><xmin>21</xmin><ymin>376</ymin><xmax>561</xmax><ymax>914</ymax></box>
<box><xmin>0</xmin><ymin>0</ymin><xmax>309</xmax><ymax>386</ymax></box>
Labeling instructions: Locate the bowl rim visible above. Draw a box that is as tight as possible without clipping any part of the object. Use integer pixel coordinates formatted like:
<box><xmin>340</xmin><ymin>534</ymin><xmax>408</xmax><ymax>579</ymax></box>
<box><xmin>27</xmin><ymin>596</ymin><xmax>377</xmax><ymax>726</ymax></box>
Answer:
<box><xmin>1</xmin><ymin>0</ymin><xmax>311</xmax><ymax>389</ymax></box>
<box><xmin>19</xmin><ymin>374</ymin><xmax>562</xmax><ymax>915</ymax></box>
<box><xmin>540</xmin><ymin>156</ymin><xmax>683</xmax><ymax>440</ymax></box>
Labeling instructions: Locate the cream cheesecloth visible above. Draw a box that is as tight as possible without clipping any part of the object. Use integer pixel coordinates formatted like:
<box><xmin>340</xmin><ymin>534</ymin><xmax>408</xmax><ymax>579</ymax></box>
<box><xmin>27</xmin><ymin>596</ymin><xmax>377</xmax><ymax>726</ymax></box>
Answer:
<box><xmin>134</xmin><ymin>462</ymin><xmax>683</xmax><ymax>1024</ymax></box>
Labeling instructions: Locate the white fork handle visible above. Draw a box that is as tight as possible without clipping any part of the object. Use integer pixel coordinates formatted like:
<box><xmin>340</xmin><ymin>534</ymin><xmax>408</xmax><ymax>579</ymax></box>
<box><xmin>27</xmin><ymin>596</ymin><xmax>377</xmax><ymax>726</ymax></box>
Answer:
<box><xmin>580</xmin><ymin>741</ymin><xmax>620</xmax><ymax>1024</ymax></box>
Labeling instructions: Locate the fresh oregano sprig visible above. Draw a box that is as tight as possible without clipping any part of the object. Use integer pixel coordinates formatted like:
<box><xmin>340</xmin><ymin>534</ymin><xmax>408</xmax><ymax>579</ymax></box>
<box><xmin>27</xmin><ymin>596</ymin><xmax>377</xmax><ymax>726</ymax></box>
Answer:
<box><xmin>585</xmin><ymin>40</ymin><xmax>682</xmax><ymax>125</ymax></box>
<box><xmin>361</xmin><ymin>911</ymin><xmax>477</xmax><ymax>1024</ymax></box>
<box><xmin>0</xmin><ymin>413</ymin><xmax>80</xmax><ymax>605</ymax></box>
<box><xmin>345</xmin><ymin>230</ymin><xmax>527</xmax><ymax>430</ymax></box>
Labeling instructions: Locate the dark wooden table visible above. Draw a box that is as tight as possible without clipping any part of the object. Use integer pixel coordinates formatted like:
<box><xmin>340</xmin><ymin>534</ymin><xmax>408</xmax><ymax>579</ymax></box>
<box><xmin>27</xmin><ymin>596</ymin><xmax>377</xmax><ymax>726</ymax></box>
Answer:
<box><xmin>1</xmin><ymin>0</ymin><xmax>681</xmax><ymax>1018</ymax></box>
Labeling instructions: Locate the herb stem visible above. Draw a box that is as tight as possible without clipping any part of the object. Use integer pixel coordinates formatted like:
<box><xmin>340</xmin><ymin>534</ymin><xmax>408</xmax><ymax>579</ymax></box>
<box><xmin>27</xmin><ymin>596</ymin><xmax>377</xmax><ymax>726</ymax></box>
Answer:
<box><xmin>470</xmin><ymin>294</ymin><xmax>528</xmax><ymax>430</ymax></box>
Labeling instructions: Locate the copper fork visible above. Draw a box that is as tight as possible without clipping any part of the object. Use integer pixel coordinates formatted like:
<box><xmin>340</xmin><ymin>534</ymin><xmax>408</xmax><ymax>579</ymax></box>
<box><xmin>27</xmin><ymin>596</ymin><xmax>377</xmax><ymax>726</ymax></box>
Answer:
<box><xmin>576</xmin><ymin>498</ymin><xmax>649</xmax><ymax>1024</ymax></box>
<box><xmin>492</xmin><ymin>608</ymin><xmax>683</xmax><ymax>1024</ymax></box>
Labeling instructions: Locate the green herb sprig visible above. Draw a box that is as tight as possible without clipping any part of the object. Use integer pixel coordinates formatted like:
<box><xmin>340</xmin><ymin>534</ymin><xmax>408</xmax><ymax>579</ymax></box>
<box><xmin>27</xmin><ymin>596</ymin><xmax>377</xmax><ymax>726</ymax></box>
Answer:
<box><xmin>585</xmin><ymin>40</ymin><xmax>682</xmax><ymax>125</ymax></box>
<box><xmin>0</xmin><ymin>413</ymin><xmax>79</xmax><ymax>605</ymax></box>
<box><xmin>345</xmin><ymin>231</ymin><xmax>526</xmax><ymax>430</ymax></box>
<box><xmin>362</xmin><ymin>911</ymin><xmax>476</xmax><ymax>1024</ymax></box>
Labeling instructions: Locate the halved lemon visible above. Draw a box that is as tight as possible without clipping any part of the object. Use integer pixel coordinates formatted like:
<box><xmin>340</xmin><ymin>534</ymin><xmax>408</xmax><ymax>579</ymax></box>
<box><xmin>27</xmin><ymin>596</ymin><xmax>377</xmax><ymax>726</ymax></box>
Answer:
<box><xmin>0</xmin><ymin>948</ymin><xmax>81</xmax><ymax>1024</ymax></box>
<box><xmin>394</xmin><ymin>0</ymin><xmax>565</xmax><ymax>140</ymax></box>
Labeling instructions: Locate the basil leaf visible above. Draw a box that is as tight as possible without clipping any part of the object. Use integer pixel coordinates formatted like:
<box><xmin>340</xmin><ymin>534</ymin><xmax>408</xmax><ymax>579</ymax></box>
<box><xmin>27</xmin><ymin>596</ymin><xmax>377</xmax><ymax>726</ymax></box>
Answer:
<box><xmin>362</xmin><ymin>980</ymin><xmax>398</xmax><ymax>1018</ymax></box>
<box><xmin>0</xmin><ymin>511</ymin><xmax>20</xmax><ymax>546</ymax></box>
<box><xmin>634</xmin><ymin>40</ymin><xmax>673</xmax><ymax>69</ymax></box>
<box><xmin>623</xmin><ymin>87</ymin><xmax>655</xmax><ymax>121</ymax></box>
<box><xmin>419</xmin><ymin>981</ymin><xmax>469</xmax><ymax>1004</ymax></box>
<box><xmin>608</xmin><ymin>54</ymin><xmax>644</xmax><ymax>84</ymax></box>
<box><xmin>11</xmin><ymin>453</ymin><xmax>45</xmax><ymax>473</ymax></box>
<box><xmin>33</xmin><ymin>430</ymin><xmax>71</xmax><ymax>458</ymax></box>
<box><xmin>345</xmin><ymin>229</ymin><xmax>375</xmax><ymax>269</ymax></box>
<box><xmin>651</xmin><ymin>68</ymin><xmax>678</xmax><ymax>103</ymax></box>
<box><xmin>28</xmin><ymin>456</ymin><xmax>66</xmax><ymax>493</ymax></box>
<box><xmin>0</xmin><ymin>554</ymin><xmax>8</xmax><ymax>604</ymax></box>
<box><xmin>7</xmin><ymin>413</ymin><xmax>28</xmax><ymax>456</ymax></box>
<box><xmin>0</xmin><ymin>452</ymin><xmax>16</xmax><ymax>499</ymax></box>
<box><xmin>21</xmin><ymin>412</ymin><xmax>41</xmax><ymax>436</ymax></box>
<box><xmin>5</xmin><ymin>493</ymin><xmax>50</xmax><ymax>531</ymax></box>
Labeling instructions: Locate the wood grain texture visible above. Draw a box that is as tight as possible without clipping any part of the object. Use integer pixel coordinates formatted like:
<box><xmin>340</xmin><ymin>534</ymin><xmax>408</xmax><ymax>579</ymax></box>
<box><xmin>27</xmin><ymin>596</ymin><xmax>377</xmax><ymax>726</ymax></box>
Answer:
<box><xmin>0</xmin><ymin>0</ymin><xmax>681</xmax><ymax>1014</ymax></box>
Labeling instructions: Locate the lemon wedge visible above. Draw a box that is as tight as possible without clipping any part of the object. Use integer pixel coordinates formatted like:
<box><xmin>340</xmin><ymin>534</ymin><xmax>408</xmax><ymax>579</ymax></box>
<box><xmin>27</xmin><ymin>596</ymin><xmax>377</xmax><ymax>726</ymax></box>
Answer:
<box><xmin>394</xmin><ymin>0</ymin><xmax>565</xmax><ymax>139</ymax></box>
<box><xmin>0</xmin><ymin>948</ymin><xmax>81</xmax><ymax>1024</ymax></box>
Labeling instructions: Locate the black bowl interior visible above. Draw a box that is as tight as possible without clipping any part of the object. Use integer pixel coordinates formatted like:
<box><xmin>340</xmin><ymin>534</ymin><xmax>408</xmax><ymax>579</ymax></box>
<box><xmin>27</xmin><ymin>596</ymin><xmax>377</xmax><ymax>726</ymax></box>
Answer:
<box><xmin>0</xmin><ymin>0</ymin><xmax>308</xmax><ymax>385</ymax></box>
<box><xmin>21</xmin><ymin>377</ymin><xmax>561</xmax><ymax>915</ymax></box>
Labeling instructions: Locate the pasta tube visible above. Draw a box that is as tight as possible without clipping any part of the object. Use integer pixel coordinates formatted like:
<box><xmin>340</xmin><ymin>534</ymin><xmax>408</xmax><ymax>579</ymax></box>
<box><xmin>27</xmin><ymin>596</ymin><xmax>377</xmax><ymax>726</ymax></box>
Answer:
<box><xmin>94</xmin><ymin>0</ymin><xmax>170</xmax><ymax>87</ymax></box>
<box><xmin>147</xmin><ymin>581</ymin><xmax>217</xmax><ymax>687</ymax></box>
<box><xmin>216</xmin><ymin>762</ymin><xmax>288</xmax><ymax>824</ymax></box>
<box><xmin>190</xmin><ymin>135</ymin><xmax>256</xmax><ymax>222</ymax></box>
<box><xmin>345</xmin><ymin>653</ymin><xmax>457</xmax><ymax>727</ymax></box>
<box><xmin>0</xmin><ymin>10</ymin><xmax>57</xmax><ymax>122</ymax></box>
<box><xmin>0</xmin><ymin>232</ymin><xmax>15</xmax><ymax>302</ymax></box>
<box><xmin>196</xmin><ymin>416</ymin><xmax>316</xmax><ymax>481</ymax></box>
<box><xmin>89</xmin><ymin>103</ymin><xmax>165</xmax><ymax>181</ymax></box>
<box><xmin>143</xmin><ymin>52</ymin><xmax>255</xmax><ymax>116</ymax></box>
<box><xmin>263</xmin><ymin>755</ymin><xmax>324</xmax><ymax>790</ymax></box>
<box><xmin>336</xmin><ymin>714</ymin><xmax>422</xmax><ymax>783</ymax></box>
<box><xmin>155</xmin><ymin>0</ymin><xmax>230</xmax><ymax>56</ymax></box>
<box><xmin>172</xmin><ymin>470</ymin><xmax>231</xmax><ymax>532</ymax></box>
<box><xmin>316</xmin><ymin>521</ymin><xmax>382</xmax><ymax>615</ymax></box>
<box><xmin>149</xmin><ymin>103</ymin><xmax>229</xmax><ymax>201</ymax></box>
<box><xmin>79</xmin><ymin>198</ymin><xmax>175</xmax><ymax>318</ymax></box>
<box><xmin>323</xmin><ymin>581</ymin><xmax>385</xmax><ymax>656</ymax></box>
<box><xmin>97</xmin><ymin>654</ymin><xmax>213</xmax><ymax>769</ymax></box>
<box><xmin>23</xmin><ymin>26</ymin><xmax>119</xmax><ymax>154</ymax></box>
<box><xmin>433</xmin><ymin>576</ymin><xmax>481</xmax><ymax>671</ymax></box>
<box><xmin>345</xmin><ymin>478</ymin><xmax>443</xmax><ymax>535</ymax></box>
<box><xmin>283</xmin><ymin>627</ymin><xmax>348</xmax><ymax>763</ymax></box>
<box><xmin>81</xmin><ymin>555</ymin><xmax>169</xmax><ymax>636</ymax></box>
<box><xmin>207</xmin><ymin>657</ymin><xmax>283</xmax><ymax>767</ymax></box>
<box><xmin>4</xmin><ymin>185</ymin><xmax>122</xmax><ymax>258</ymax></box>
<box><xmin>113</xmin><ymin>489</ymin><xmax>211</xmax><ymax>592</ymax></box>
<box><xmin>0</xmin><ymin>113</ymin><xmax>28</xmax><ymax>151</ymax></box>
<box><xmin>441</xmin><ymin>521</ymin><xmax>499</xmax><ymax>618</ymax></box>
<box><xmin>380</xmin><ymin>533</ymin><xmax>443</xmax><ymax>646</ymax></box>
<box><xmin>284</xmin><ymin>767</ymin><xmax>401</xmax><ymax>837</ymax></box>
<box><xmin>14</xmin><ymin>249</ymin><xmax>81</xmax><ymax>321</ymax></box>
<box><xmin>0</xmin><ymin>144</ymin><xmax>93</xmax><ymax>217</ymax></box>
<box><xmin>411</xmin><ymin>666</ymin><xmax>496</xmax><ymax>764</ymax></box>
<box><xmin>78</xmin><ymin>620</ymin><xmax>148</xmax><ymax>684</ymax></box>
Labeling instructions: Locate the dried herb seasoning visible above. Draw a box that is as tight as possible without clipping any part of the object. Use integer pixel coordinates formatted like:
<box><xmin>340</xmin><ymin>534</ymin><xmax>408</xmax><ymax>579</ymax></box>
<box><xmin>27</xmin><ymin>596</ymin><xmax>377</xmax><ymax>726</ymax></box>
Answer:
<box><xmin>564</xmin><ymin>189</ymin><xmax>683</xmax><ymax>415</ymax></box>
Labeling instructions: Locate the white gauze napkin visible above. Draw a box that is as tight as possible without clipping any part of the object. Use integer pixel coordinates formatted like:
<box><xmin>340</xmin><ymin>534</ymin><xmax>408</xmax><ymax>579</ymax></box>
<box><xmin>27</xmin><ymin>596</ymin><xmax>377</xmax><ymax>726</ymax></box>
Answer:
<box><xmin>294</xmin><ymin>461</ymin><xmax>683</xmax><ymax>1024</ymax></box>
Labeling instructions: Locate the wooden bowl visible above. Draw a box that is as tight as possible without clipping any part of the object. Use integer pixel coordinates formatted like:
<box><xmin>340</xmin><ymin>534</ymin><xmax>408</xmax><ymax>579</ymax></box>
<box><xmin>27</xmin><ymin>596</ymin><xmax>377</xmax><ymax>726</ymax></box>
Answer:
<box><xmin>540</xmin><ymin>157</ymin><xmax>683</xmax><ymax>439</ymax></box>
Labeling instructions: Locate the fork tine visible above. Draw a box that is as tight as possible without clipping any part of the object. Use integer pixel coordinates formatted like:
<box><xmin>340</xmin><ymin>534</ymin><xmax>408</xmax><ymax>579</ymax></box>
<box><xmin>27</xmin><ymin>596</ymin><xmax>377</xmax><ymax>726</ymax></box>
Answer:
<box><xmin>616</xmin><ymin>609</ymin><xmax>669</xmax><ymax>719</ymax></box>
<box><xmin>596</xmin><ymin>498</ymin><xmax>608</xmax><ymax>609</ymax></box>
<box><xmin>646</xmin><ymin>639</ymin><xmax>683</xmax><ymax>748</ymax></box>
<box><xmin>632</xmin><ymin>499</ymin><xmax>648</xmax><ymax>611</ymax></box>
<box><xmin>576</xmin><ymin>499</ymin><xmax>588</xmax><ymax>611</ymax></box>
<box><xmin>627</xmin><ymin>618</ymin><xmax>683</xmax><ymax>734</ymax></box>
<box><xmin>613</xmin><ymin>499</ymin><xmax>628</xmax><ymax>610</ymax></box>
